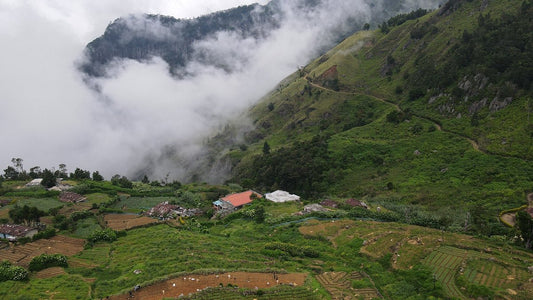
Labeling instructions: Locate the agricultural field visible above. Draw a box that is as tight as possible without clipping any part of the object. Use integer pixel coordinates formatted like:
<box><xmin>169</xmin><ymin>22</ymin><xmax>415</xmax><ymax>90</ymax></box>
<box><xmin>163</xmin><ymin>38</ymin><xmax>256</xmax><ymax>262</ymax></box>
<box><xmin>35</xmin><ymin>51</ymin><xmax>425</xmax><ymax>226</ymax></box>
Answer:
<box><xmin>108</xmin><ymin>271</ymin><xmax>307</xmax><ymax>300</ymax></box>
<box><xmin>109</xmin><ymin>196</ymin><xmax>176</xmax><ymax>213</ymax></box>
<box><xmin>103</xmin><ymin>213</ymin><xmax>159</xmax><ymax>231</ymax></box>
<box><xmin>0</xmin><ymin>235</ymin><xmax>85</xmax><ymax>267</ymax></box>
<box><xmin>315</xmin><ymin>271</ymin><xmax>380</xmax><ymax>300</ymax></box>
<box><xmin>298</xmin><ymin>219</ymin><xmax>533</xmax><ymax>299</ymax></box>
<box><xmin>0</xmin><ymin>197</ymin><xmax>64</xmax><ymax>213</ymax></box>
<box><xmin>423</xmin><ymin>246</ymin><xmax>467</xmax><ymax>298</ymax></box>
<box><xmin>85</xmin><ymin>193</ymin><xmax>111</xmax><ymax>205</ymax></box>
<box><xmin>71</xmin><ymin>217</ymin><xmax>102</xmax><ymax>238</ymax></box>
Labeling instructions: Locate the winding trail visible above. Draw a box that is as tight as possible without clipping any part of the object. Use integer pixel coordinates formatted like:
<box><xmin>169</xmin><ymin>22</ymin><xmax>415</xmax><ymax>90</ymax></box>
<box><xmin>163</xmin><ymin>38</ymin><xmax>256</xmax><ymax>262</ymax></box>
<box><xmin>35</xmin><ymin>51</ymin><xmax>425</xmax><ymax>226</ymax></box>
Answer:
<box><xmin>305</xmin><ymin>75</ymin><xmax>487</xmax><ymax>152</ymax></box>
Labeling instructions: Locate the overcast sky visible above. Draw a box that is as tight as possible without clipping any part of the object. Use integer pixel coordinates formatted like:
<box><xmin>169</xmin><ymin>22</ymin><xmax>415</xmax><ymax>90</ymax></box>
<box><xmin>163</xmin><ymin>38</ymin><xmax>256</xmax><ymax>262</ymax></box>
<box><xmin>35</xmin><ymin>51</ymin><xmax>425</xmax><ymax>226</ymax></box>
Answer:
<box><xmin>0</xmin><ymin>0</ymin><xmax>268</xmax><ymax>178</ymax></box>
<box><xmin>0</xmin><ymin>0</ymin><xmax>441</xmax><ymax>181</ymax></box>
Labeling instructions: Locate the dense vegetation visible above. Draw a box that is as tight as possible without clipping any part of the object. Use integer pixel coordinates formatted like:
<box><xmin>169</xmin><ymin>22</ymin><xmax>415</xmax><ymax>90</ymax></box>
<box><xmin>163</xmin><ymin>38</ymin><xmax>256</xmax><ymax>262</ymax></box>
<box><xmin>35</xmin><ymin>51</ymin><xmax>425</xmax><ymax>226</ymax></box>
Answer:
<box><xmin>0</xmin><ymin>1</ymin><xmax>532</xmax><ymax>299</ymax></box>
<box><xmin>226</xmin><ymin>0</ymin><xmax>533</xmax><ymax>237</ymax></box>
<box><xmin>28</xmin><ymin>254</ymin><xmax>68</xmax><ymax>272</ymax></box>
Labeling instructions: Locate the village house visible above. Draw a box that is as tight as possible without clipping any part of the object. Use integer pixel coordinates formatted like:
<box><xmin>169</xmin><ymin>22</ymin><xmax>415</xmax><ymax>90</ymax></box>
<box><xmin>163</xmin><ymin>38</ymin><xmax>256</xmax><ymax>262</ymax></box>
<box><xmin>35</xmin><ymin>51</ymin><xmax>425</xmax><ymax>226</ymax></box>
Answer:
<box><xmin>0</xmin><ymin>224</ymin><xmax>38</xmax><ymax>241</ymax></box>
<box><xmin>213</xmin><ymin>190</ymin><xmax>262</xmax><ymax>211</ymax></box>
<box><xmin>144</xmin><ymin>202</ymin><xmax>201</xmax><ymax>220</ymax></box>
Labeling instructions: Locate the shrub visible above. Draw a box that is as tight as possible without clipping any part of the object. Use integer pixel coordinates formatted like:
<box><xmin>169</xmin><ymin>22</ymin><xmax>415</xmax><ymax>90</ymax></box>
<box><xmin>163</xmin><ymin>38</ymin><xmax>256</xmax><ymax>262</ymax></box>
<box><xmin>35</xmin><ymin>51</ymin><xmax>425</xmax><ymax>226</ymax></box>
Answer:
<box><xmin>70</xmin><ymin>210</ymin><xmax>93</xmax><ymax>222</ymax></box>
<box><xmin>32</xmin><ymin>228</ymin><xmax>56</xmax><ymax>241</ymax></box>
<box><xmin>88</xmin><ymin>228</ymin><xmax>117</xmax><ymax>244</ymax></box>
<box><xmin>0</xmin><ymin>261</ymin><xmax>28</xmax><ymax>281</ymax></box>
<box><xmin>264</xmin><ymin>242</ymin><xmax>319</xmax><ymax>258</ymax></box>
<box><xmin>28</xmin><ymin>254</ymin><xmax>68</xmax><ymax>272</ymax></box>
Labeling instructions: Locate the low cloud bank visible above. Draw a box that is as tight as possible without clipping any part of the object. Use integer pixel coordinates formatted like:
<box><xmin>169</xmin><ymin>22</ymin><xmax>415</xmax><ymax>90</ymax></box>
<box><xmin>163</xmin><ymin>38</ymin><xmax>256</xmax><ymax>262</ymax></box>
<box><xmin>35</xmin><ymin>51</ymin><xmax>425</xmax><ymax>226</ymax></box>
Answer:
<box><xmin>0</xmin><ymin>0</ymin><xmax>442</xmax><ymax>182</ymax></box>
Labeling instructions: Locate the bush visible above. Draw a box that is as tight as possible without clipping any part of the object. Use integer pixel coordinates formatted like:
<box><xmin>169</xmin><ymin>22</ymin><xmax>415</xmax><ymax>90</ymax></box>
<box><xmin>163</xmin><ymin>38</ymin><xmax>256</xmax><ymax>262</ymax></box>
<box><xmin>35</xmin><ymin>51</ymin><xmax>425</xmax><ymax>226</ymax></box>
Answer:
<box><xmin>0</xmin><ymin>261</ymin><xmax>28</xmax><ymax>281</ymax></box>
<box><xmin>264</xmin><ymin>242</ymin><xmax>319</xmax><ymax>258</ymax></box>
<box><xmin>28</xmin><ymin>254</ymin><xmax>68</xmax><ymax>272</ymax></box>
<box><xmin>32</xmin><ymin>228</ymin><xmax>56</xmax><ymax>241</ymax></box>
<box><xmin>70</xmin><ymin>210</ymin><xmax>93</xmax><ymax>222</ymax></box>
<box><xmin>88</xmin><ymin>228</ymin><xmax>117</xmax><ymax>244</ymax></box>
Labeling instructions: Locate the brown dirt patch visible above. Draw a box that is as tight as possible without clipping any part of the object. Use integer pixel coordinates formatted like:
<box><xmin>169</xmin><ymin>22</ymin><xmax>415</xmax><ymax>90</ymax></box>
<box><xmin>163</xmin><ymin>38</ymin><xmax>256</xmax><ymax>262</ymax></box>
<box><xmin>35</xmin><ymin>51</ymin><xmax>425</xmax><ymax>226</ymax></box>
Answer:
<box><xmin>0</xmin><ymin>235</ymin><xmax>84</xmax><ymax>267</ymax></box>
<box><xmin>299</xmin><ymin>220</ymin><xmax>355</xmax><ymax>237</ymax></box>
<box><xmin>109</xmin><ymin>272</ymin><xmax>307</xmax><ymax>300</ymax></box>
<box><xmin>104</xmin><ymin>214</ymin><xmax>158</xmax><ymax>231</ymax></box>
<box><xmin>58</xmin><ymin>202</ymin><xmax>93</xmax><ymax>217</ymax></box>
<box><xmin>34</xmin><ymin>267</ymin><xmax>66</xmax><ymax>279</ymax></box>
<box><xmin>501</xmin><ymin>213</ymin><xmax>516</xmax><ymax>227</ymax></box>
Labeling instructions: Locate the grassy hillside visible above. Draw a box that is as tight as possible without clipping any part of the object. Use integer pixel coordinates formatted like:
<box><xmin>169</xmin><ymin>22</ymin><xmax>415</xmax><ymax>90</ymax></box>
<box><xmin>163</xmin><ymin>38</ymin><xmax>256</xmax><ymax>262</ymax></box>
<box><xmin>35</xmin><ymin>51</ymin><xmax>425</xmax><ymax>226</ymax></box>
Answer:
<box><xmin>229</xmin><ymin>0</ymin><xmax>533</xmax><ymax>234</ymax></box>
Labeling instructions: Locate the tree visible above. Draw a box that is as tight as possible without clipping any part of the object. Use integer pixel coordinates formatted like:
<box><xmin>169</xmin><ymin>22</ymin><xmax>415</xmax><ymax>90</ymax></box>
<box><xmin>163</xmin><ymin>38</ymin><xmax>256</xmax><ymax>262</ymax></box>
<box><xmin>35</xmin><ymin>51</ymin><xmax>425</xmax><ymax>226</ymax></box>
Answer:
<box><xmin>3</xmin><ymin>166</ymin><xmax>19</xmax><ymax>180</ymax></box>
<box><xmin>516</xmin><ymin>210</ymin><xmax>533</xmax><ymax>249</ymax></box>
<box><xmin>92</xmin><ymin>171</ymin><xmax>104</xmax><ymax>181</ymax></box>
<box><xmin>29</xmin><ymin>166</ymin><xmax>42</xmax><ymax>179</ymax></box>
<box><xmin>57</xmin><ymin>164</ymin><xmax>68</xmax><ymax>178</ymax></box>
<box><xmin>40</xmin><ymin>169</ymin><xmax>56</xmax><ymax>188</ymax></box>
<box><xmin>9</xmin><ymin>205</ymin><xmax>45</xmax><ymax>226</ymax></box>
<box><xmin>263</xmin><ymin>141</ymin><xmax>271</xmax><ymax>155</ymax></box>
<box><xmin>71</xmin><ymin>168</ymin><xmax>90</xmax><ymax>180</ymax></box>
<box><xmin>141</xmin><ymin>175</ymin><xmax>149</xmax><ymax>184</ymax></box>
<box><xmin>111</xmin><ymin>174</ymin><xmax>132</xmax><ymax>188</ymax></box>
<box><xmin>254</xmin><ymin>205</ymin><xmax>265</xmax><ymax>223</ymax></box>
<box><xmin>363</xmin><ymin>23</ymin><xmax>370</xmax><ymax>30</ymax></box>
<box><xmin>11</xmin><ymin>158</ymin><xmax>24</xmax><ymax>174</ymax></box>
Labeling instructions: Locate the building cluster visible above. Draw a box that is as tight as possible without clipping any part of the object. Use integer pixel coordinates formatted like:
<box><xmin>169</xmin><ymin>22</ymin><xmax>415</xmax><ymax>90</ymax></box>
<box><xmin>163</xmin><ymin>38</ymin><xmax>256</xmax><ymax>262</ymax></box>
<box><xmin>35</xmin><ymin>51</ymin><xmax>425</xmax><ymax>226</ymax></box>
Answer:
<box><xmin>143</xmin><ymin>202</ymin><xmax>201</xmax><ymax>220</ymax></box>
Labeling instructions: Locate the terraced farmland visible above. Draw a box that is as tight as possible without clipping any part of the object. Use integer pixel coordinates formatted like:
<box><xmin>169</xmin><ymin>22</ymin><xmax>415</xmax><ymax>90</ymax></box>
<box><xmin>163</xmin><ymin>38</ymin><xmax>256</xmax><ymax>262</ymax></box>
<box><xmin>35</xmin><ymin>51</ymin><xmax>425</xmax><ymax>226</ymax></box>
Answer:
<box><xmin>423</xmin><ymin>246</ymin><xmax>467</xmax><ymax>299</ymax></box>
<box><xmin>108</xmin><ymin>272</ymin><xmax>308</xmax><ymax>300</ymax></box>
<box><xmin>316</xmin><ymin>271</ymin><xmax>380</xmax><ymax>299</ymax></box>
<box><xmin>104</xmin><ymin>213</ymin><xmax>159</xmax><ymax>231</ymax></box>
<box><xmin>0</xmin><ymin>235</ymin><xmax>85</xmax><ymax>267</ymax></box>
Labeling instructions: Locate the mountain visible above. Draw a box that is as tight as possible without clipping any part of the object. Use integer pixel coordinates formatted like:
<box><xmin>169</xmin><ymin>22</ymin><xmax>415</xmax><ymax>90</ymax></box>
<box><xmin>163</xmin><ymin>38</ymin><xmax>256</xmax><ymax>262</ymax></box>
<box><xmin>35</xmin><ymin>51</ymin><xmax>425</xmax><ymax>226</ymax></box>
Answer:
<box><xmin>79</xmin><ymin>0</ymin><xmax>443</xmax><ymax>78</ymax></box>
<box><xmin>79</xmin><ymin>2</ymin><xmax>281</xmax><ymax>77</ymax></box>
<box><xmin>221</xmin><ymin>0</ymin><xmax>533</xmax><ymax>234</ymax></box>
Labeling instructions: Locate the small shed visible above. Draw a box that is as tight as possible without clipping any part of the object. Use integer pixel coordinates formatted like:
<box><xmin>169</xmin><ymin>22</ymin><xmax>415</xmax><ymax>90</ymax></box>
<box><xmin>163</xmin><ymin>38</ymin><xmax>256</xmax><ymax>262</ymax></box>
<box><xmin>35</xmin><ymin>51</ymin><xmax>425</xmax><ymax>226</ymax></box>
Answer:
<box><xmin>0</xmin><ymin>224</ymin><xmax>38</xmax><ymax>241</ymax></box>
<box><xmin>25</xmin><ymin>178</ymin><xmax>43</xmax><ymax>187</ymax></box>
<box><xmin>265</xmin><ymin>190</ymin><xmax>300</xmax><ymax>203</ymax></box>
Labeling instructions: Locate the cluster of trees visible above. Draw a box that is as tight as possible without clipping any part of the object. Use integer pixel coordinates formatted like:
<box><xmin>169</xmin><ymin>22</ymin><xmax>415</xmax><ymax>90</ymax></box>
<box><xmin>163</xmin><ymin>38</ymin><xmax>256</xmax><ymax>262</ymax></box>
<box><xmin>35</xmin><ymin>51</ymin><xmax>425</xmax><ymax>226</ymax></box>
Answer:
<box><xmin>1</xmin><ymin>158</ymin><xmax>121</xmax><ymax>190</ymax></box>
<box><xmin>408</xmin><ymin>1</ymin><xmax>533</xmax><ymax>99</ymax></box>
<box><xmin>8</xmin><ymin>205</ymin><xmax>46</xmax><ymax>226</ymax></box>
<box><xmin>452</xmin><ymin>2</ymin><xmax>533</xmax><ymax>89</ymax></box>
<box><xmin>236</xmin><ymin>135</ymin><xmax>330</xmax><ymax>198</ymax></box>
<box><xmin>379</xmin><ymin>8</ymin><xmax>429</xmax><ymax>34</ymax></box>
<box><xmin>2</xmin><ymin>158</ymin><xmax>105</xmax><ymax>183</ymax></box>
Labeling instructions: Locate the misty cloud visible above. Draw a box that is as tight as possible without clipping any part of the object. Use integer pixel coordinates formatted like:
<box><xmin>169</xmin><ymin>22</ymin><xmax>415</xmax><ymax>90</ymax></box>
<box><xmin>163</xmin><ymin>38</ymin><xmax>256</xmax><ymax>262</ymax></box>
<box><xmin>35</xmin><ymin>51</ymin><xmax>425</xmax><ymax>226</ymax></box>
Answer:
<box><xmin>0</xmin><ymin>0</ymin><xmax>443</xmax><ymax>182</ymax></box>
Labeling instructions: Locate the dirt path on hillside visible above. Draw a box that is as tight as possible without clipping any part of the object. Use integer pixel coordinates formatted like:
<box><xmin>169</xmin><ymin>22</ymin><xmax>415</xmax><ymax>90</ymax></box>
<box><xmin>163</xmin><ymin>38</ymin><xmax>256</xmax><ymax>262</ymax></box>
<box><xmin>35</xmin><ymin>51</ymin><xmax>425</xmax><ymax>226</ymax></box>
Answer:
<box><xmin>303</xmin><ymin>76</ymin><xmax>493</xmax><ymax>152</ymax></box>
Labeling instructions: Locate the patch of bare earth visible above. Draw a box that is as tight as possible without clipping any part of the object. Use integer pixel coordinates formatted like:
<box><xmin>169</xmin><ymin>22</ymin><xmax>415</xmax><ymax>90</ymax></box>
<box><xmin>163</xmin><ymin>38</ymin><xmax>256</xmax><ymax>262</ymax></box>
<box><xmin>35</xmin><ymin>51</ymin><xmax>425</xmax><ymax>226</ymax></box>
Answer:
<box><xmin>34</xmin><ymin>267</ymin><xmax>66</xmax><ymax>279</ymax></box>
<box><xmin>104</xmin><ymin>214</ymin><xmax>158</xmax><ymax>231</ymax></box>
<box><xmin>109</xmin><ymin>272</ymin><xmax>307</xmax><ymax>300</ymax></box>
<box><xmin>501</xmin><ymin>213</ymin><xmax>516</xmax><ymax>226</ymax></box>
<box><xmin>0</xmin><ymin>235</ymin><xmax>84</xmax><ymax>267</ymax></box>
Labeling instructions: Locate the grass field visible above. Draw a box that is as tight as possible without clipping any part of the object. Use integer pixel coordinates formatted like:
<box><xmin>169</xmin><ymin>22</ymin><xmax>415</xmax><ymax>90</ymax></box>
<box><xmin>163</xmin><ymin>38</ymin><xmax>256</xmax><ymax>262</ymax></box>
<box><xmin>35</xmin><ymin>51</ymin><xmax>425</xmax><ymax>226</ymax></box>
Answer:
<box><xmin>110</xmin><ymin>196</ymin><xmax>175</xmax><ymax>213</ymax></box>
<box><xmin>1</xmin><ymin>197</ymin><xmax>64</xmax><ymax>212</ymax></box>
<box><xmin>103</xmin><ymin>213</ymin><xmax>158</xmax><ymax>231</ymax></box>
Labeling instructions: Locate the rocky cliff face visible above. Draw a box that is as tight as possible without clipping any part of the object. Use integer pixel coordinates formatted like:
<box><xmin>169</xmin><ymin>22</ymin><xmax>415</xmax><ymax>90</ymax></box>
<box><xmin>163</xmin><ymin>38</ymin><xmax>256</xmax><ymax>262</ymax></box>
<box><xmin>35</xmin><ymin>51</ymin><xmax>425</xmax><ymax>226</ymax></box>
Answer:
<box><xmin>79</xmin><ymin>0</ymin><xmax>443</xmax><ymax>79</ymax></box>
<box><xmin>79</xmin><ymin>3</ymin><xmax>282</xmax><ymax>77</ymax></box>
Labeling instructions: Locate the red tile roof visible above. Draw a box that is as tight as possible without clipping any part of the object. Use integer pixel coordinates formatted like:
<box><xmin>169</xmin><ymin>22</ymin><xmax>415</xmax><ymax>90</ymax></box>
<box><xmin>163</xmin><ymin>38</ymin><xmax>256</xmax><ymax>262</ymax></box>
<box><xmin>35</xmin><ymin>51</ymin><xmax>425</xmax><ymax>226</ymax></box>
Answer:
<box><xmin>221</xmin><ymin>190</ymin><xmax>261</xmax><ymax>208</ymax></box>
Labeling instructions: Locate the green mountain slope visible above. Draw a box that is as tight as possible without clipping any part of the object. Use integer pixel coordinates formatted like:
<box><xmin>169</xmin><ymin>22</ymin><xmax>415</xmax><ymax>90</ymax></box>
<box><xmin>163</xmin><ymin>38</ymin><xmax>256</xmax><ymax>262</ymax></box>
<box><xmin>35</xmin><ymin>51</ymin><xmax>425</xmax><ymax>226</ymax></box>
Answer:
<box><xmin>227</xmin><ymin>0</ymin><xmax>533</xmax><ymax>233</ymax></box>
